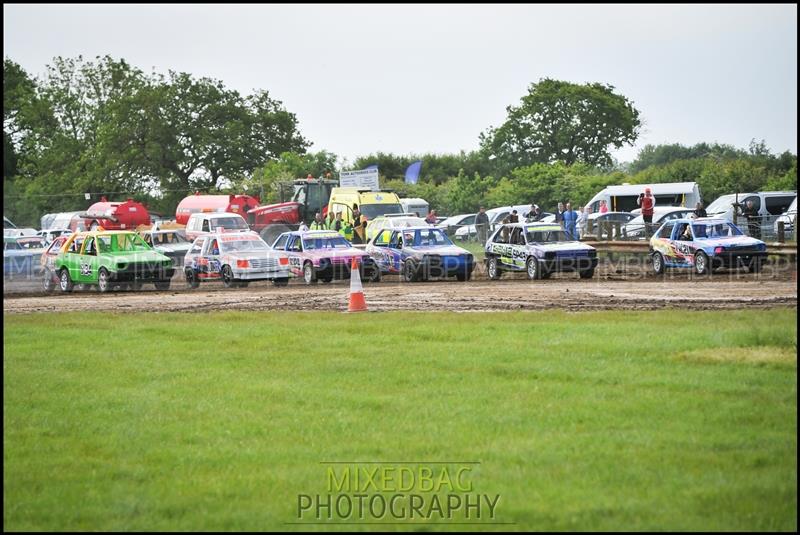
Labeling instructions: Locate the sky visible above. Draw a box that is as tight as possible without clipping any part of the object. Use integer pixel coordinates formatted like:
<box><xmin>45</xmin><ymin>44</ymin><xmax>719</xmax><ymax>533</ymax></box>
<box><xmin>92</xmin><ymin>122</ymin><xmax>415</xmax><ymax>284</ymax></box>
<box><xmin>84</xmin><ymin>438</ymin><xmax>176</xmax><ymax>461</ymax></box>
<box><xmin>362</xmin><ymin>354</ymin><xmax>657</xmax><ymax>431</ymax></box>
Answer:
<box><xmin>3</xmin><ymin>4</ymin><xmax>797</xmax><ymax>168</ymax></box>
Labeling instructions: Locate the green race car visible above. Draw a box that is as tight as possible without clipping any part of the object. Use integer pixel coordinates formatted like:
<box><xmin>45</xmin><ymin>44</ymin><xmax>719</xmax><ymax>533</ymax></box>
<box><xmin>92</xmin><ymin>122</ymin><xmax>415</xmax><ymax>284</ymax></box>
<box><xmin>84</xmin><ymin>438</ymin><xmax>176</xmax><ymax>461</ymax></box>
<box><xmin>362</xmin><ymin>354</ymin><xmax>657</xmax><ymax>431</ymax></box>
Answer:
<box><xmin>51</xmin><ymin>230</ymin><xmax>175</xmax><ymax>292</ymax></box>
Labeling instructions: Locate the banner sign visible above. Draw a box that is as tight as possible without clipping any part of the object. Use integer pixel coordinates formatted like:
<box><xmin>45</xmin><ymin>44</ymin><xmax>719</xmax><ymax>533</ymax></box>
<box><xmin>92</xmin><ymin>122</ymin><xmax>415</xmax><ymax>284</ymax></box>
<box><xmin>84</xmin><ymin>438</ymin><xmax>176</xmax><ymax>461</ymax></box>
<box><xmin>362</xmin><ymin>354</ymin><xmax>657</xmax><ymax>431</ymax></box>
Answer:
<box><xmin>340</xmin><ymin>168</ymin><xmax>380</xmax><ymax>190</ymax></box>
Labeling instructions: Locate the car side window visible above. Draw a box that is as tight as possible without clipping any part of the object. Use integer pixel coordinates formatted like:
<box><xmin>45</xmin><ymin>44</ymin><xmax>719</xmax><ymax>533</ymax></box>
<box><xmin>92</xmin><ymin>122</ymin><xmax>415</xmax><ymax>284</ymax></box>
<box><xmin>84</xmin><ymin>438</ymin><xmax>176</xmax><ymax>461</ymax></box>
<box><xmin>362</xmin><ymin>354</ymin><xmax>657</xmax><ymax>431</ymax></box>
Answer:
<box><xmin>659</xmin><ymin>221</ymin><xmax>676</xmax><ymax>239</ymax></box>
<box><xmin>743</xmin><ymin>196</ymin><xmax>761</xmax><ymax>212</ymax></box>
<box><xmin>202</xmin><ymin>219</ymin><xmax>210</xmax><ymax>232</ymax></box>
<box><xmin>191</xmin><ymin>238</ymin><xmax>206</xmax><ymax>255</ymax></box>
<box><xmin>373</xmin><ymin>230</ymin><xmax>390</xmax><ymax>247</ymax></box>
<box><xmin>493</xmin><ymin>226</ymin><xmax>508</xmax><ymax>244</ymax></box>
<box><xmin>273</xmin><ymin>234</ymin><xmax>289</xmax><ymax>250</ymax></box>
<box><xmin>288</xmin><ymin>236</ymin><xmax>302</xmax><ymax>252</ymax></box>
<box><xmin>83</xmin><ymin>237</ymin><xmax>96</xmax><ymax>256</ymax></box>
<box><xmin>389</xmin><ymin>231</ymin><xmax>401</xmax><ymax>249</ymax></box>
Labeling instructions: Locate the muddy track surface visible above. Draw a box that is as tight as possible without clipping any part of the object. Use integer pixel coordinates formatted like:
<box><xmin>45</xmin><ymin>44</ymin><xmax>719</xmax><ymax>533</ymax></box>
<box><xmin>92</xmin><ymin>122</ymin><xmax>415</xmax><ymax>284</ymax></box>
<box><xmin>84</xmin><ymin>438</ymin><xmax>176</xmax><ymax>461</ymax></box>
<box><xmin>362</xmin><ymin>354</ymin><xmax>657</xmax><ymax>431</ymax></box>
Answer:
<box><xmin>4</xmin><ymin>262</ymin><xmax>797</xmax><ymax>313</ymax></box>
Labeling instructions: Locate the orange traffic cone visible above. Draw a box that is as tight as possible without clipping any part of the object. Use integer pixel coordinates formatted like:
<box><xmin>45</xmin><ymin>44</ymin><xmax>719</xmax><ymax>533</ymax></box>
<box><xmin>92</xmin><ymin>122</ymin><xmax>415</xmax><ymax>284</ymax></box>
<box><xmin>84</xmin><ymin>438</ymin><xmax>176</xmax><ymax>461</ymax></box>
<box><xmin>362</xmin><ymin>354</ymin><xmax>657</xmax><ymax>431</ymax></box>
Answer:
<box><xmin>347</xmin><ymin>256</ymin><xmax>368</xmax><ymax>312</ymax></box>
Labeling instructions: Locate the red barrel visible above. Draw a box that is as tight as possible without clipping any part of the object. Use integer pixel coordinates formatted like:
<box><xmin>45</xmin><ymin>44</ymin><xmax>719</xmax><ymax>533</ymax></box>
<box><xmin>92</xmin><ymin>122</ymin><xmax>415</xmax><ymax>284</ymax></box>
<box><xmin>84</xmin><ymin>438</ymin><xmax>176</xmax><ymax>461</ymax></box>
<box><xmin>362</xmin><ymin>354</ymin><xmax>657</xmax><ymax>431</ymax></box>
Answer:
<box><xmin>175</xmin><ymin>194</ymin><xmax>261</xmax><ymax>225</ymax></box>
<box><xmin>84</xmin><ymin>199</ymin><xmax>151</xmax><ymax>230</ymax></box>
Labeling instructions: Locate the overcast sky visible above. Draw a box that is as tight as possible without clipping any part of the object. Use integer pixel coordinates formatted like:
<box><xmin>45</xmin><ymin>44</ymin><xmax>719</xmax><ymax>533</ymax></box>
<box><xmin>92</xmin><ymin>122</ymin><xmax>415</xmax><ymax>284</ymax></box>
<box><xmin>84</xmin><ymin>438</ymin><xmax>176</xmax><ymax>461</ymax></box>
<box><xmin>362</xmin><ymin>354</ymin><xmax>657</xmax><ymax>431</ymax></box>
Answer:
<box><xmin>4</xmin><ymin>4</ymin><xmax>797</xmax><ymax>168</ymax></box>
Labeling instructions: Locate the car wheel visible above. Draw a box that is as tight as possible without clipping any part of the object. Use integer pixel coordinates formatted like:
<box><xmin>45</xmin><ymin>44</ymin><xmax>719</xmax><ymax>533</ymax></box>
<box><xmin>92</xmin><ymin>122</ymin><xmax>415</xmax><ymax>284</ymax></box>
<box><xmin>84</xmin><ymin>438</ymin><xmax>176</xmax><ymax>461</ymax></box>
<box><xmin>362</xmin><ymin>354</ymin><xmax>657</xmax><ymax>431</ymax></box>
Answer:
<box><xmin>221</xmin><ymin>265</ymin><xmax>237</xmax><ymax>288</ymax></box>
<box><xmin>59</xmin><ymin>268</ymin><xmax>74</xmax><ymax>293</ymax></box>
<box><xmin>367</xmin><ymin>266</ymin><xmax>381</xmax><ymax>283</ymax></box>
<box><xmin>526</xmin><ymin>256</ymin><xmax>542</xmax><ymax>280</ymax></box>
<box><xmin>43</xmin><ymin>269</ymin><xmax>57</xmax><ymax>293</ymax></box>
<box><xmin>652</xmin><ymin>252</ymin><xmax>665</xmax><ymax>275</ymax></box>
<box><xmin>303</xmin><ymin>262</ymin><xmax>317</xmax><ymax>284</ymax></box>
<box><xmin>403</xmin><ymin>260</ymin><xmax>418</xmax><ymax>283</ymax></box>
<box><xmin>272</xmin><ymin>277</ymin><xmax>289</xmax><ymax>287</ymax></box>
<box><xmin>98</xmin><ymin>268</ymin><xmax>111</xmax><ymax>293</ymax></box>
<box><xmin>456</xmin><ymin>270</ymin><xmax>471</xmax><ymax>282</ymax></box>
<box><xmin>238</xmin><ymin>280</ymin><xmax>250</xmax><ymax>287</ymax></box>
<box><xmin>695</xmin><ymin>251</ymin><xmax>710</xmax><ymax>275</ymax></box>
<box><xmin>185</xmin><ymin>269</ymin><xmax>200</xmax><ymax>289</ymax></box>
<box><xmin>154</xmin><ymin>280</ymin><xmax>171</xmax><ymax>291</ymax></box>
<box><xmin>579</xmin><ymin>268</ymin><xmax>595</xmax><ymax>279</ymax></box>
<box><xmin>487</xmin><ymin>257</ymin><xmax>502</xmax><ymax>280</ymax></box>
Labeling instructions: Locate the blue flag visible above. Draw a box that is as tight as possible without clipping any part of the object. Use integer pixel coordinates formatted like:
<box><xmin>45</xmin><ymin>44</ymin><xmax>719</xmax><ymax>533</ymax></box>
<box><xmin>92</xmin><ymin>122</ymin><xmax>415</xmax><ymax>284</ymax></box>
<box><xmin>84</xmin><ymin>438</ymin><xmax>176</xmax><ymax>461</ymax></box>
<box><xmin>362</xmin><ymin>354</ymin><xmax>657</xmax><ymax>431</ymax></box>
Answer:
<box><xmin>404</xmin><ymin>160</ymin><xmax>422</xmax><ymax>184</ymax></box>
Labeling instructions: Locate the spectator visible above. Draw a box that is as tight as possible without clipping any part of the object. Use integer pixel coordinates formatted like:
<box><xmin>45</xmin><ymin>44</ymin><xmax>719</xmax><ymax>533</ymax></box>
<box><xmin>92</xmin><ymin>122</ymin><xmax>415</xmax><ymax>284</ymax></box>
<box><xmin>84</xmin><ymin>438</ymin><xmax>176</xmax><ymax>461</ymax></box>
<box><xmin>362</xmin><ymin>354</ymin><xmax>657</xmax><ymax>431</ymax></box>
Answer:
<box><xmin>694</xmin><ymin>201</ymin><xmax>707</xmax><ymax>218</ymax></box>
<box><xmin>500</xmin><ymin>216</ymin><xmax>511</xmax><ymax>242</ymax></box>
<box><xmin>555</xmin><ymin>202</ymin><xmax>565</xmax><ymax>227</ymax></box>
<box><xmin>738</xmin><ymin>199</ymin><xmax>761</xmax><ymax>239</ymax></box>
<box><xmin>562</xmin><ymin>203</ymin><xmax>579</xmax><ymax>240</ymax></box>
<box><xmin>310</xmin><ymin>213</ymin><xmax>326</xmax><ymax>230</ymax></box>
<box><xmin>326</xmin><ymin>211</ymin><xmax>337</xmax><ymax>230</ymax></box>
<box><xmin>576</xmin><ymin>205</ymin><xmax>588</xmax><ymax>239</ymax></box>
<box><xmin>475</xmin><ymin>206</ymin><xmax>490</xmax><ymax>244</ymax></box>
<box><xmin>526</xmin><ymin>204</ymin><xmax>542</xmax><ymax>222</ymax></box>
<box><xmin>333</xmin><ymin>212</ymin><xmax>343</xmax><ymax>232</ymax></box>
<box><xmin>298</xmin><ymin>221</ymin><xmax>310</xmax><ymax>232</ymax></box>
<box><xmin>425</xmin><ymin>210</ymin><xmax>437</xmax><ymax>225</ymax></box>
<box><xmin>637</xmin><ymin>188</ymin><xmax>656</xmax><ymax>238</ymax></box>
<box><xmin>599</xmin><ymin>200</ymin><xmax>609</xmax><ymax>214</ymax></box>
<box><xmin>509</xmin><ymin>210</ymin><xmax>519</xmax><ymax>223</ymax></box>
<box><xmin>352</xmin><ymin>204</ymin><xmax>367</xmax><ymax>244</ymax></box>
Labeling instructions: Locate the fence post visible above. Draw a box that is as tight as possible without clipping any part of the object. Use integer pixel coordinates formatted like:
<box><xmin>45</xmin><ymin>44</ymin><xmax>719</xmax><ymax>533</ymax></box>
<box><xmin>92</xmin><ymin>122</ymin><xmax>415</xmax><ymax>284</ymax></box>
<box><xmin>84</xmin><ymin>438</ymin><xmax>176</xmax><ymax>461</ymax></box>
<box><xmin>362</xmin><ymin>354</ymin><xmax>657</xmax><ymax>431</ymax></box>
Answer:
<box><xmin>777</xmin><ymin>221</ymin><xmax>785</xmax><ymax>243</ymax></box>
<box><xmin>613</xmin><ymin>221</ymin><xmax>621</xmax><ymax>240</ymax></box>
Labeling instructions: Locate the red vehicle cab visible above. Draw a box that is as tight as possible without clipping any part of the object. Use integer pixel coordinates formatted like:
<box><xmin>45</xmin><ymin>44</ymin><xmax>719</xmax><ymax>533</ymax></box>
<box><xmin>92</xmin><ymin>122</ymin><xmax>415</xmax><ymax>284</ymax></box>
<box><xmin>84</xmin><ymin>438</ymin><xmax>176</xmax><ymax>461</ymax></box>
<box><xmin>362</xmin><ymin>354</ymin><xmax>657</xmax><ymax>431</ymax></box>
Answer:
<box><xmin>83</xmin><ymin>198</ymin><xmax>151</xmax><ymax>231</ymax></box>
<box><xmin>175</xmin><ymin>194</ymin><xmax>261</xmax><ymax>226</ymax></box>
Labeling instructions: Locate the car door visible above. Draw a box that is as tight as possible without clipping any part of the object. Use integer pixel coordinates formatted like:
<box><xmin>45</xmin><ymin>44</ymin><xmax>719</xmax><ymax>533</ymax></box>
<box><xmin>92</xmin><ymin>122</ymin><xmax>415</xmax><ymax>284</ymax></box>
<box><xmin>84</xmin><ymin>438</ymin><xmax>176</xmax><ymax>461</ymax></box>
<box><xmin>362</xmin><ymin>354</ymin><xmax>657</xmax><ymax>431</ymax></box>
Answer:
<box><xmin>285</xmin><ymin>235</ymin><xmax>304</xmax><ymax>273</ymax></box>
<box><xmin>671</xmin><ymin>222</ymin><xmax>695</xmax><ymax>266</ymax></box>
<box><xmin>64</xmin><ymin>236</ymin><xmax>85</xmax><ymax>281</ymax></box>
<box><xmin>368</xmin><ymin>229</ymin><xmax>392</xmax><ymax>272</ymax></box>
<box><xmin>185</xmin><ymin>237</ymin><xmax>206</xmax><ymax>273</ymax></box>
<box><xmin>508</xmin><ymin>227</ymin><xmax>527</xmax><ymax>269</ymax></box>
<box><xmin>387</xmin><ymin>230</ymin><xmax>405</xmax><ymax>272</ymax></box>
<box><xmin>75</xmin><ymin>236</ymin><xmax>100</xmax><ymax>283</ymax></box>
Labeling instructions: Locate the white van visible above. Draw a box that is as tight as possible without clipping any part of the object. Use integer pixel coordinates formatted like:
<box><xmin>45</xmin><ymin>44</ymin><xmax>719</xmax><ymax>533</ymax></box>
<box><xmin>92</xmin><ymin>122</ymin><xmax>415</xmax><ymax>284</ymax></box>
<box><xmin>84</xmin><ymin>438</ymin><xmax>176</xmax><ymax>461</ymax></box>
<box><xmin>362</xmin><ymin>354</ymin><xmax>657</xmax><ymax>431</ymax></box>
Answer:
<box><xmin>586</xmin><ymin>182</ymin><xmax>701</xmax><ymax>213</ymax></box>
<box><xmin>185</xmin><ymin>212</ymin><xmax>250</xmax><ymax>241</ymax></box>
<box><xmin>705</xmin><ymin>191</ymin><xmax>796</xmax><ymax>230</ymax></box>
<box><xmin>400</xmin><ymin>198</ymin><xmax>429</xmax><ymax>218</ymax></box>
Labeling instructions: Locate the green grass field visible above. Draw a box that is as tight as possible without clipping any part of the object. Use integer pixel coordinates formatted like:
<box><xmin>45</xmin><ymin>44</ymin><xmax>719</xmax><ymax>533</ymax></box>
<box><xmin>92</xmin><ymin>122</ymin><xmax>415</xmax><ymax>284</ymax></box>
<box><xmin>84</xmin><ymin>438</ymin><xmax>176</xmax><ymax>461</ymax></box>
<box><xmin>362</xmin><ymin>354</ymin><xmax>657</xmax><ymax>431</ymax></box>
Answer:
<box><xmin>4</xmin><ymin>309</ymin><xmax>797</xmax><ymax>531</ymax></box>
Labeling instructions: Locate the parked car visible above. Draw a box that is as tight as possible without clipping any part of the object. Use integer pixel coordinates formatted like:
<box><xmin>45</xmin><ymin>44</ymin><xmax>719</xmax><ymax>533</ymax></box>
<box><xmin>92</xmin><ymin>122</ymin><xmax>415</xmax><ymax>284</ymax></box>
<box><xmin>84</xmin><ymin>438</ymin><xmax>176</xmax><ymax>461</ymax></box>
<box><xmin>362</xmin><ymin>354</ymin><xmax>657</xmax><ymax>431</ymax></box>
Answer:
<box><xmin>4</xmin><ymin>235</ymin><xmax>47</xmax><ymax>278</ymax></box>
<box><xmin>454</xmin><ymin>205</ymin><xmax>533</xmax><ymax>241</ymax></box>
<box><xmin>622</xmin><ymin>207</ymin><xmax>696</xmax><ymax>240</ymax></box>
<box><xmin>485</xmin><ymin>222</ymin><xmax>597</xmax><ymax>280</ymax></box>
<box><xmin>52</xmin><ymin>230</ymin><xmax>174</xmax><ymax>292</ymax></box>
<box><xmin>366</xmin><ymin>226</ymin><xmax>475</xmax><ymax>282</ymax></box>
<box><xmin>183</xmin><ymin>230</ymin><xmax>293</xmax><ymax>288</ymax></box>
<box><xmin>184</xmin><ymin>211</ymin><xmax>250</xmax><ymax>241</ymax></box>
<box><xmin>773</xmin><ymin>197</ymin><xmax>797</xmax><ymax>236</ymax></box>
<box><xmin>138</xmin><ymin>228</ymin><xmax>193</xmax><ymax>267</ymax></box>
<box><xmin>36</xmin><ymin>228</ymin><xmax>73</xmax><ymax>245</ymax></box>
<box><xmin>4</xmin><ymin>227</ymin><xmax>38</xmax><ymax>238</ymax></box>
<box><xmin>271</xmin><ymin>230</ymin><xmax>380</xmax><ymax>284</ymax></box>
<box><xmin>650</xmin><ymin>218</ymin><xmax>767</xmax><ymax>275</ymax></box>
<box><xmin>365</xmin><ymin>213</ymin><xmax>427</xmax><ymax>242</ymax></box>
<box><xmin>436</xmin><ymin>213</ymin><xmax>476</xmax><ymax>236</ymax></box>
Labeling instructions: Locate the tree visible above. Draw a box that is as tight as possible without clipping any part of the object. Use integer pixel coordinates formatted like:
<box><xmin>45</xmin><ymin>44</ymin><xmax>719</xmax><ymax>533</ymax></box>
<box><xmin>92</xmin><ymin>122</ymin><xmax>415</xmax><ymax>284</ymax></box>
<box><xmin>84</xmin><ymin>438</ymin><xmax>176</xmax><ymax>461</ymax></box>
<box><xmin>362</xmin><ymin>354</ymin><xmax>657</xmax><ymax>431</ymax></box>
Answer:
<box><xmin>480</xmin><ymin>78</ymin><xmax>641</xmax><ymax>174</ymax></box>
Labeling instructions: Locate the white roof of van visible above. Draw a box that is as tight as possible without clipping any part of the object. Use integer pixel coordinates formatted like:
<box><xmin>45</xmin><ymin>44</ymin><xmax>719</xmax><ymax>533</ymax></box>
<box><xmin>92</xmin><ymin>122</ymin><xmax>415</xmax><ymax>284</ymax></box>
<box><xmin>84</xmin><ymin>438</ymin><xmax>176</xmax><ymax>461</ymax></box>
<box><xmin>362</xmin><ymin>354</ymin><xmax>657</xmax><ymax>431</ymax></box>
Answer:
<box><xmin>604</xmin><ymin>182</ymin><xmax>698</xmax><ymax>195</ymax></box>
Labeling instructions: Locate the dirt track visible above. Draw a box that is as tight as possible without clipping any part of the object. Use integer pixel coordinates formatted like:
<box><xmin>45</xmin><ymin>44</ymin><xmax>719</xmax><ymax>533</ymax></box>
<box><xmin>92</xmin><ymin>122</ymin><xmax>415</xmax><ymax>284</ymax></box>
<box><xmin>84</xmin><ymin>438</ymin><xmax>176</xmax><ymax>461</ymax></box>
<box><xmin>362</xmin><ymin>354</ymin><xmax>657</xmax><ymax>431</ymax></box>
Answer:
<box><xmin>4</xmin><ymin>262</ymin><xmax>796</xmax><ymax>313</ymax></box>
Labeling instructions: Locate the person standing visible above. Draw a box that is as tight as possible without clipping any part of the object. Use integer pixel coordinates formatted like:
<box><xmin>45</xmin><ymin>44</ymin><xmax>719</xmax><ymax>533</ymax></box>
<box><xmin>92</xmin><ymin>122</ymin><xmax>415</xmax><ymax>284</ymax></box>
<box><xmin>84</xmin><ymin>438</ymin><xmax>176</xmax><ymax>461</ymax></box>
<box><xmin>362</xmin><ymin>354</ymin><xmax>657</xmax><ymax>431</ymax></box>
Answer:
<box><xmin>425</xmin><ymin>210</ymin><xmax>437</xmax><ymax>225</ymax></box>
<box><xmin>475</xmin><ymin>206</ymin><xmax>490</xmax><ymax>244</ymax></box>
<box><xmin>351</xmin><ymin>204</ymin><xmax>366</xmax><ymax>244</ymax></box>
<box><xmin>576</xmin><ymin>205</ymin><xmax>588</xmax><ymax>239</ymax></box>
<box><xmin>738</xmin><ymin>199</ymin><xmax>761</xmax><ymax>239</ymax></box>
<box><xmin>310</xmin><ymin>212</ymin><xmax>326</xmax><ymax>230</ymax></box>
<box><xmin>562</xmin><ymin>203</ymin><xmax>579</xmax><ymax>240</ymax></box>
<box><xmin>326</xmin><ymin>211</ymin><xmax>337</xmax><ymax>230</ymax></box>
<box><xmin>638</xmin><ymin>188</ymin><xmax>656</xmax><ymax>238</ymax></box>
<box><xmin>509</xmin><ymin>210</ymin><xmax>519</xmax><ymax>223</ymax></box>
<box><xmin>333</xmin><ymin>212</ymin><xmax>343</xmax><ymax>232</ymax></box>
<box><xmin>694</xmin><ymin>201</ymin><xmax>707</xmax><ymax>218</ymax></box>
<box><xmin>555</xmin><ymin>202</ymin><xmax>565</xmax><ymax>228</ymax></box>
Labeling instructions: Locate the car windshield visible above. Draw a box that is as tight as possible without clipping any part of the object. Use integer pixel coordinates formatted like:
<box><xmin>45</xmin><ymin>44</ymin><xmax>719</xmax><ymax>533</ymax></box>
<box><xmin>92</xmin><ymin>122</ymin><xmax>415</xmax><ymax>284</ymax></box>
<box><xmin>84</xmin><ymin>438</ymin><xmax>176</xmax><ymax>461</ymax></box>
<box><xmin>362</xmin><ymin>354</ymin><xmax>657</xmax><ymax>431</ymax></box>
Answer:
<box><xmin>706</xmin><ymin>195</ymin><xmax>739</xmax><ymax>213</ymax></box>
<box><xmin>402</xmin><ymin>228</ymin><xmax>453</xmax><ymax>247</ymax></box>
<box><xmin>220</xmin><ymin>238</ymin><xmax>269</xmax><ymax>253</ymax></box>
<box><xmin>210</xmin><ymin>217</ymin><xmax>248</xmax><ymax>230</ymax></box>
<box><xmin>691</xmin><ymin>222</ymin><xmax>744</xmax><ymax>239</ymax></box>
<box><xmin>152</xmin><ymin>231</ymin><xmax>189</xmax><ymax>244</ymax></box>
<box><xmin>360</xmin><ymin>203</ymin><xmax>403</xmax><ymax>220</ymax></box>
<box><xmin>112</xmin><ymin>233</ymin><xmax>151</xmax><ymax>251</ymax></box>
<box><xmin>526</xmin><ymin>229</ymin><xmax>570</xmax><ymax>243</ymax></box>
<box><xmin>303</xmin><ymin>235</ymin><xmax>351</xmax><ymax>250</ymax></box>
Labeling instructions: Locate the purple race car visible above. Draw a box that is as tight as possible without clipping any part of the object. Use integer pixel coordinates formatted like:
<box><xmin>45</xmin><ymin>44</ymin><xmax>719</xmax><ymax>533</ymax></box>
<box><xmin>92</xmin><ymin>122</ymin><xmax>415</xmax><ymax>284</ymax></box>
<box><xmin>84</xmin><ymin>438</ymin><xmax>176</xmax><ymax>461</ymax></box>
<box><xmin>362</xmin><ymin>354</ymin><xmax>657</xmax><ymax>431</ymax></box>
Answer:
<box><xmin>270</xmin><ymin>230</ymin><xmax>381</xmax><ymax>284</ymax></box>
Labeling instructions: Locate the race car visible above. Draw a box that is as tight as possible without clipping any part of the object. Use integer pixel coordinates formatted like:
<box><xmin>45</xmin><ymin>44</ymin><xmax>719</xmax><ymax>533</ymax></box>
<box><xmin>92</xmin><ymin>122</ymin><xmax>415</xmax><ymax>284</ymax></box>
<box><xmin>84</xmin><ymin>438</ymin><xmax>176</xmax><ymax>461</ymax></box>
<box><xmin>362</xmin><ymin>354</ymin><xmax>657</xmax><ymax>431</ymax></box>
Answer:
<box><xmin>484</xmin><ymin>223</ymin><xmax>598</xmax><ymax>280</ymax></box>
<box><xmin>649</xmin><ymin>217</ymin><xmax>767</xmax><ymax>275</ymax></box>
<box><xmin>184</xmin><ymin>230</ymin><xmax>293</xmax><ymax>288</ymax></box>
<box><xmin>365</xmin><ymin>226</ymin><xmax>475</xmax><ymax>282</ymax></box>
<box><xmin>4</xmin><ymin>235</ymin><xmax>46</xmax><ymax>279</ymax></box>
<box><xmin>52</xmin><ymin>230</ymin><xmax>175</xmax><ymax>292</ymax></box>
<box><xmin>40</xmin><ymin>235</ymin><xmax>71</xmax><ymax>292</ymax></box>
<box><xmin>138</xmin><ymin>228</ymin><xmax>193</xmax><ymax>267</ymax></box>
<box><xmin>270</xmin><ymin>230</ymin><xmax>381</xmax><ymax>284</ymax></box>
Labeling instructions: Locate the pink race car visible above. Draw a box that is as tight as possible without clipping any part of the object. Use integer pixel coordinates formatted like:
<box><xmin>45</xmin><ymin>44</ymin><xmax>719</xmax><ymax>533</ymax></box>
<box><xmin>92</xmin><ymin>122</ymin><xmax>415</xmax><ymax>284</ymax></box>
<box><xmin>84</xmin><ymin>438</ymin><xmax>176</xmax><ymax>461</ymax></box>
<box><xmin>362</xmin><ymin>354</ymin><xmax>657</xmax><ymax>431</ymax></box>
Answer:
<box><xmin>270</xmin><ymin>230</ymin><xmax>381</xmax><ymax>284</ymax></box>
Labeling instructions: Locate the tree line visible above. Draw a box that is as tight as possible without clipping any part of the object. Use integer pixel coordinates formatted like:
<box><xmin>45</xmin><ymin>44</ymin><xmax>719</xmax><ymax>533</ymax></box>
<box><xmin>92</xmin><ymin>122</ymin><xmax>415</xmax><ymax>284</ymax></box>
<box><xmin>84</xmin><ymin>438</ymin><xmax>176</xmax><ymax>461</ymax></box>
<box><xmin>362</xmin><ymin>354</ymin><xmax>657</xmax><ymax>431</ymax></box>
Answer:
<box><xmin>4</xmin><ymin>55</ymin><xmax>796</xmax><ymax>226</ymax></box>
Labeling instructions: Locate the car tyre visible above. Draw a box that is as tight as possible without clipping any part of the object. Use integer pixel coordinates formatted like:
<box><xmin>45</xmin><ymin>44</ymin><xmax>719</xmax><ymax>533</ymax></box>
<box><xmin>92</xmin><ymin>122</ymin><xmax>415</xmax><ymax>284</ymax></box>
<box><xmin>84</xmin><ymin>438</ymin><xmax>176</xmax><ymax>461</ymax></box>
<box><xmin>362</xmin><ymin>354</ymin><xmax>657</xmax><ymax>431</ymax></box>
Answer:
<box><xmin>185</xmin><ymin>269</ymin><xmax>200</xmax><ymax>289</ymax></box>
<box><xmin>403</xmin><ymin>260</ymin><xmax>419</xmax><ymax>283</ymax></box>
<box><xmin>456</xmin><ymin>270</ymin><xmax>471</xmax><ymax>282</ymax></box>
<box><xmin>694</xmin><ymin>251</ymin><xmax>710</xmax><ymax>275</ymax></box>
<box><xmin>526</xmin><ymin>256</ymin><xmax>542</xmax><ymax>280</ymax></box>
<box><xmin>303</xmin><ymin>262</ymin><xmax>317</xmax><ymax>284</ymax></box>
<box><xmin>366</xmin><ymin>266</ymin><xmax>381</xmax><ymax>283</ymax></box>
<box><xmin>487</xmin><ymin>257</ymin><xmax>502</xmax><ymax>280</ymax></box>
<box><xmin>98</xmin><ymin>268</ymin><xmax>111</xmax><ymax>293</ymax></box>
<box><xmin>272</xmin><ymin>277</ymin><xmax>289</xmax><ymax>287</ymax></box>
<box><xmin>43</xmin><ymin>269</ymin><xmax>57</xmax><ymax>293</ymax></box>
<box><xmin>59</xmin><ymin>268</ymin><xmax>74</xmax><ymax>293</ymax></box>
<box><xmin>154</xmin><ymin>280</ymin><xmax>171</xmax><ymax>291</ymax></box>
<box><xmin>221</xmin><ymin>265</ymin><xmax>237</xmax><ymax>288</ymax></box>
<box><xmin>652</xmin><ymin>252</ymin><xmax>665</xmax><ymax>275</ymax></box>
<box><xmin>578</xmin><ymin>268</ymin><xmax>595</xmax><ymax>279</ymax></box>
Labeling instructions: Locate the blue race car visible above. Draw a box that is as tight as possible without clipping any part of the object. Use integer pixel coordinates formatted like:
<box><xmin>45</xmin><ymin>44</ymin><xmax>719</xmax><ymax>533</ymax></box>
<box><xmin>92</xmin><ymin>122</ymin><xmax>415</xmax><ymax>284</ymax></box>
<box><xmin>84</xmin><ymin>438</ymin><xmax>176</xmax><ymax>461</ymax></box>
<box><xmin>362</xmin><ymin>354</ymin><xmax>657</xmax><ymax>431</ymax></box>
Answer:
<box><xmin>365</xmin><ymin>226</ymin><xmax>475</xmax><ymax>282</ymax></box>
<box><xmin>649</xmin><ymin>218</ymin><xmax>767</xmax><ymax>275</ymax></box>
<box><xmin>484</xmin><ymin>223</ymin><xmax>598</xmax><ymax>280</ymax></box>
